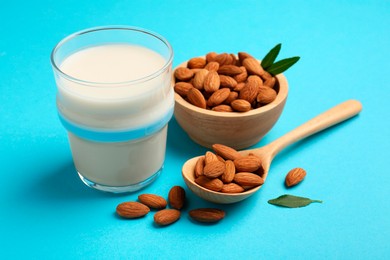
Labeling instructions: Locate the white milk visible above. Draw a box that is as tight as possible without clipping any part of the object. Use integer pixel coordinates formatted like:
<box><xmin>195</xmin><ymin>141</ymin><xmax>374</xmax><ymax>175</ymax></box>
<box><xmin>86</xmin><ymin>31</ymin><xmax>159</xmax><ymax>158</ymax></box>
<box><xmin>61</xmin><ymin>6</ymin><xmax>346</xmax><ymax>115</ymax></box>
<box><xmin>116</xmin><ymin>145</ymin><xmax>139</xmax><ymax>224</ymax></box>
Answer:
<box><xmin>55</xmin><ymin>44</ymin><xmax>174</xmax><ymax>191</ymax></box>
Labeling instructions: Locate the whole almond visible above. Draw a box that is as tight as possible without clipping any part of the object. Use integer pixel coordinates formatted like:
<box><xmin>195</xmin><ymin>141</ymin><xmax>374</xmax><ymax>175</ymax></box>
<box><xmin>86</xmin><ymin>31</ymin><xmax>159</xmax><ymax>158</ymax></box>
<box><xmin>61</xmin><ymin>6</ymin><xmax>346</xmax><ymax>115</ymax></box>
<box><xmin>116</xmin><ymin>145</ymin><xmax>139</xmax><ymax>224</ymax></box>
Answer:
<box><xmin>234</xmin><ymin>156</ymin><xmax>261</xmax><ymax>172</ymax></box>
<box><xmin>221</xmin><ymin>183</ymin><xmax>245</xmax><ymax>193</ymax></box>
<box><xmin>212</xmin><ymin>144</ymin><xmax>242</xmax><ymax>160</ymax></box>
<box><xmin>223</xmin><ymin>91</ymin><xmax>238</xmax><ymax>105</ymax></box>
<box><xmin>192</xmin><ymin>69</ymin><xmax>209</xmax><ymax>90</ymax></box>
<box><xmin>203</xmin><ymin>160</ymin><xmax>226</xmax><ymax>178</ymax></box>
<box><xmin>205</xmin><ymin>151</ymin><xmax>219</xmax><ymax>165</ymax></box>
<box><xmin>203</xmin><ymin>71</ymin><xmax>220</xmax><ymax>93</ymax></box>
<box><xmin>261</xmin><ymin>70</ymin><xmax>273</xmax><ymax>81</ymax></box>
<box><xmin>207</xmin><ymin>88</ymin><xmax>230</xmax><ymax>107</ymax></box>
<box><xmin>239</xmin><ymin>78</ymin><xmax>259</xmax><ymax>103</ymax></box>
<box><xmin>219</xmin><ymin>75</ymin><xmax>238</xmax><ymax>89</ymax></box>
<box><xmin>206</xmin><ymin>52</ymin><xmax>217</xmax><ymax>63</ymax></box>
<box><xmin>138</xmin><ymin>194</ymin><xmax>167</xmax><ymax>209</ymax></box>
<box><xmin>212</xmin><ymin>104</ymin><xmax>233</xmax><ymax>112</ymax></box>
<box><xmin>238</xmin><ymin>52</ymin><xmax>254</xmax><ymax>63</ymax></box>
<box><xmin>285</xmin><ymin>168</ymin><xmax>306</xmax><ymax>187</ymax></box>
<box><xmin>242</xmin><ymin>58</ymin><xmax>265</xmax><ymax>77</ymax></box>
<box><xmin>221</xmin><ymin>160</ymin><xmax>236</xmax><ymax>183</ymax></box>
<box><xmin>174</xmin><ymin>67</ymin><xmax>194</xmax><ymax>81</ymax></box>
<box><xmin>195</xmin><ymin>176</ymin><xmax>223</xmax><ymax>191</ymax></box>
<box><xmin>194</xmin><ymin>156</ymin><xmax>205</xmax><ymax>177</ymax></box>
<box><xmin>204</xmin><ymin>61</ymin><xmax>220</xmax><ymax>71</ymax></box>
<box><xmin>247</xmin><ymin>75</ymin><xmax>263</xmax><ymax>86</ymax></box>
<box><xmin>189</xmin><ymin>208</ymin><xmax>225</xmax><ymax>223</ymax></box>
<box><xmin>263</xmin><ymin>76</ymin><xmax>276</xmax><ymax>88</ymax></box>
<box><xmin>187</xmin><ymin>57</ymin><xmax>206</xmax><ymax>69</ymax></box>
<box><xmin>116</xmin><ymin>202</ymin><xmax>150</xmax><ymax>219</ymax></box>
<box><xmin>154</xmin><ymin>209</ymin><xmax>181</xmax><ymax>226</ymax></box>
<box><xmin>187</xmin><ymin>88</ymin><xmax>206</xmax><ymax>109</ymax></box>
<box><xmin>231</xmin><ymin>99</ymin><xmax>251</xmax><ymax>112</ymax></box>
<box><xmin>217</xmin><ymin>65</ymin><xmax>242</xmax><ymax>76</ymax></box>
<box><xmin>234</xmin><ymin>66</ymin><xmax>248</xmax><ymax>83</ymax></box>
<box><xmin>168</xmin><ymin>186</ymin><xmax>186</xmax><ymax>210</ymax></box>
<box><xmin>257</xmin><ymin>86</ymin><xmax>277</xmax><ymax>105</ymax></box>
<box><xmin>234</xmin><ymin>82</ymin><xmax>246</xmax><ymax>92</ymax></box>
<box><xmin>214</xmin><ymin>53</ymin><xmax>233</xmax><ymax>66</ymax></box>
<box><xmin>174</xmin><ymin>82</ymin><xmax>193</xmax><ymax>97</ymax></box>
<box><xmin>234</xmin><ymin>172</ymin><xmax>264</xmax><ymax>187</ymax></box>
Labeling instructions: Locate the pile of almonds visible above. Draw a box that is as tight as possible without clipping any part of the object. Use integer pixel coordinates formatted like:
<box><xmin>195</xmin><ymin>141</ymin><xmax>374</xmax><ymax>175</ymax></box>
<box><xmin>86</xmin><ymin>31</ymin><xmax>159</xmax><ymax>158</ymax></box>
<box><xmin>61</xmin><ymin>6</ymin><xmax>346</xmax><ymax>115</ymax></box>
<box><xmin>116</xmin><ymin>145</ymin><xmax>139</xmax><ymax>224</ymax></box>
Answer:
<box><xmin>174</xmin><ymin>52</ymin><xmax>278</xmax><ymax>112</ymax></box>
<box><xmin>116</xmin><ymin>186</ymin><xmax>225</xmax><ymax>225</ymax></box>
<box><xmin>194</xmin><ymin>144</ymin><xmax>265</xmax><ymax>193</ymax></box>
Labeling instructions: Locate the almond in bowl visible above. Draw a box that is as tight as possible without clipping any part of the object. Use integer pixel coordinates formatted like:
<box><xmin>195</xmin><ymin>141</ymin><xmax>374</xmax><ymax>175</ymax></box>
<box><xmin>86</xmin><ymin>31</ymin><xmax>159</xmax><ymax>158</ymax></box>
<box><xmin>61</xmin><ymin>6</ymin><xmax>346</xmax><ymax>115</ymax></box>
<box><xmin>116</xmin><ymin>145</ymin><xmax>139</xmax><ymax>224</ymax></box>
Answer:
<box><xmin>172</xmin><ymin>47</ymin><xmax>297</xmax><ymax>149</ymax></box>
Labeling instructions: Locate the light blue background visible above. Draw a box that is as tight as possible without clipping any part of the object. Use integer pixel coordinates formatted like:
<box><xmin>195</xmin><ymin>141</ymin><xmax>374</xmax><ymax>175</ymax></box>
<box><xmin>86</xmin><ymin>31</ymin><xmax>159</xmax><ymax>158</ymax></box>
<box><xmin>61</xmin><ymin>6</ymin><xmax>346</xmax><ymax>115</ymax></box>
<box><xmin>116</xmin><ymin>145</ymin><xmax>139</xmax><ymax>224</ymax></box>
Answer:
<box><xmin>1</xmin><ymin>0</ymin><xmax>389</xmax><ymax>259</ymax></box>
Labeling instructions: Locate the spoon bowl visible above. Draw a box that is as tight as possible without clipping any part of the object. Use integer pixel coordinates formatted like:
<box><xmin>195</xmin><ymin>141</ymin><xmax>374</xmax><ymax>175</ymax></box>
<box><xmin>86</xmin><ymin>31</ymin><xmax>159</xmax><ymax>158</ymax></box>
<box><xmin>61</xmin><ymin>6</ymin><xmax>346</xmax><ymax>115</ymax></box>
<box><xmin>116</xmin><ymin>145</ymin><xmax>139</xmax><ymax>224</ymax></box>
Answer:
<box><xmin>182</xmin><ymin>100</ymin><xmax>363</xmax><ymax>204</ymax></box>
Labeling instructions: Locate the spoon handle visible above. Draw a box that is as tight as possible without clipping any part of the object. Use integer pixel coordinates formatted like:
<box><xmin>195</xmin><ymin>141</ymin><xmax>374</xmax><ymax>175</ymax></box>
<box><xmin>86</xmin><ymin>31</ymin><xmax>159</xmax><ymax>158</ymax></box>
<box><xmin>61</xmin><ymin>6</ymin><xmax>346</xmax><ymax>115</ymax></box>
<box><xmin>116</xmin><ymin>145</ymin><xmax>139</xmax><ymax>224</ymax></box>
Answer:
<box><xmin>267</xmin><ymin>99</ymin><xmax>362</xmax><ymax>157</ymax></box>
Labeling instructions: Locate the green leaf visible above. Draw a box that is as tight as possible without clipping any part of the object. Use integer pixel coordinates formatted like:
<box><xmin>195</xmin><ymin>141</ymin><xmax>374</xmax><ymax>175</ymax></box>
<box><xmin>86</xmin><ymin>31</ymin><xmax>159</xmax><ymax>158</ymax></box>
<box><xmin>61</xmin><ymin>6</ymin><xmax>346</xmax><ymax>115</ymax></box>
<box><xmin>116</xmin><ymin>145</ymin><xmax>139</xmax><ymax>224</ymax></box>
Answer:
<box><xmin>268</xmin><ymin>194</ymin><xmax>322</xmax><ymax>208</ymax></box>
<box><xmin>261</xmin><ymin>43</ymin><xmax>281</xmax><ymax>69</ymax></box>
<box><xmin>266</xmin><ymin>56</ymin><xmax>300</xmax><ymax>76</ymax></box>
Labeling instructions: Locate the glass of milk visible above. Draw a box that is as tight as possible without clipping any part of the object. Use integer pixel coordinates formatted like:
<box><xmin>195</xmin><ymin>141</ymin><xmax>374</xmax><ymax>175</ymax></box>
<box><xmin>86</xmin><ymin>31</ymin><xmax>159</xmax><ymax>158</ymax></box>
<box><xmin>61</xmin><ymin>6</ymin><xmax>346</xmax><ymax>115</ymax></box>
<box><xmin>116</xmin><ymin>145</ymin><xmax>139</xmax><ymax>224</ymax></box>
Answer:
<box><xmin>50</xmin><ymin>26</ymin><xmax>174</xmax><ymax>193</ymax></box>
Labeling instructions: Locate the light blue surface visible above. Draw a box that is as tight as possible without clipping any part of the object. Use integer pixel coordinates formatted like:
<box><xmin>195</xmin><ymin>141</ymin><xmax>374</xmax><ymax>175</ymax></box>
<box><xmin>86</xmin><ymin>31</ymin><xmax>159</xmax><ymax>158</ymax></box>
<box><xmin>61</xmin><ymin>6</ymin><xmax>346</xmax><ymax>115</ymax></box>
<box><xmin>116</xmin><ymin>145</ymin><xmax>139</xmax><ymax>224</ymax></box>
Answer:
<box><xmin>1</xmin><ymin>0</ymin><xmax>389</xmax><ymax>259</ymax></box>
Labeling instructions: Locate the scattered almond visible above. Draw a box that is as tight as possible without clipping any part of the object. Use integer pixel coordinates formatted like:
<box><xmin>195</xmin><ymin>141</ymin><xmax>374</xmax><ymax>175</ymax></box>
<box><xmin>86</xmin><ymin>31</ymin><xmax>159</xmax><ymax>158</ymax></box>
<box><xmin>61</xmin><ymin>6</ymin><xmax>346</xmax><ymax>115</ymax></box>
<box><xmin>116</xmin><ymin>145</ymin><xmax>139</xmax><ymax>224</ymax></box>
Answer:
<box><xmin>138</xmin><ymin>194</ymin><xmax>167</xmax><ymax>209</ymax></box>
<box><xmin>154</xmin><ymin>209</ymin><xmax>181</xmax><ymax>226</ymax></box>
<box><xmin>285</xmin><ymin>168</ymin><xmax>306</xmax><ymax>187</ymax></box>
<box><xmin>189</xmin><ymin>208</ymin><xmax>225</xmax><ymax>223</ymax></box>
<box><xmin>116</xmin><ymin>202</ymin><xmax>150</xmax><ymax>219</ymax></box>
<box><xmin>168</xmin><ymin>186</ymin><xmax>186</xmax><ymax>210</ymax></box>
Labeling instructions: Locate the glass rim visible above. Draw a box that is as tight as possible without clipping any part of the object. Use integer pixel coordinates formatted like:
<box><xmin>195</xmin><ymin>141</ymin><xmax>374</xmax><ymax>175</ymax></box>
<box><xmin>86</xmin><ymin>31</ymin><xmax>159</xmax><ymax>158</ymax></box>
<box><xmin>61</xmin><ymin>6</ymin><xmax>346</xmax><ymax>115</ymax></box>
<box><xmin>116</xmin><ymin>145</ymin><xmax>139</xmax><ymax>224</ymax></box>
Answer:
<box><xmin>50</xmin><ymin>25</ymin><xmax>174</xmax><ymax>87</ymax></box>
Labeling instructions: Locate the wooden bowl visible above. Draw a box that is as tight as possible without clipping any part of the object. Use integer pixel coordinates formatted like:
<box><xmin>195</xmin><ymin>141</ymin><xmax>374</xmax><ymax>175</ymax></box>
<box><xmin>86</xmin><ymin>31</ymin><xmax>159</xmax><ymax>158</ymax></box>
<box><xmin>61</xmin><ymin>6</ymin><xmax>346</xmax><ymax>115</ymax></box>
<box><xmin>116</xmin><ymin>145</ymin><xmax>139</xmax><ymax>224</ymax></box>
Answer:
<box><xmin>172</xmin><ymin>60</ymin><xmax>289</xmax><ymax>149</ymax></box>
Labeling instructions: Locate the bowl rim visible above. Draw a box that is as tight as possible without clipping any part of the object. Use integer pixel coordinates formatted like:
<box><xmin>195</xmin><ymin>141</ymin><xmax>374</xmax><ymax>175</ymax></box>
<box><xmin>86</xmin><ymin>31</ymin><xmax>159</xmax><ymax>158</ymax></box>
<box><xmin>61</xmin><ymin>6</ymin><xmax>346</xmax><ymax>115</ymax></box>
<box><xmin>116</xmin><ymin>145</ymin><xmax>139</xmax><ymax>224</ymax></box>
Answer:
<box><xmin>172</xmin><ymin>58</ymin><xmax>289</xmax><ymax>118</ymax></box>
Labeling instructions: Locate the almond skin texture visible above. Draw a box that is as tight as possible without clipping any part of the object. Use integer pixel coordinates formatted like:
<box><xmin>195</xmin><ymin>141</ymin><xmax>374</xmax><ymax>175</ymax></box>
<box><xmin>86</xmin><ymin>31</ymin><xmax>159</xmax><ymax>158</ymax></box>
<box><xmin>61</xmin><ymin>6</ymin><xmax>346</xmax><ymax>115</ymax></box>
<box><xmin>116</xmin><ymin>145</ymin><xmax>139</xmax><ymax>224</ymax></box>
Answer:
<box><xmin>207</xmin><ymin>88</ymin><xmax>230</xmax><ymax>107</ymax></box>
<box><xmin>205</xmin><ymin>151</ymin><xmax>219</xmax><ymax>164</ymax></box>
<box><xmin>234</xmin><ymin>172</ymin><xmax>264</xmax><ymax>187</ymax></box>
<box><xmin>217</xmin><ymin>65</ymin><xmax>242</xmax><ymax>76</ymax></box>
<box><xmin>187</xmin><ymin>57</ymin><xmax>206</xmax><ymax>69</ymax></box>
<box><xmin>285</xmin><ymin>168</ymin><xmax>307</xmax><ymax>187</ymax></box>
<box><xmin>242</xmin><ymin>58</ymin><xmax>265</xmax><ymax>76</ymax></box>
<box><xmin>234</xmin><ymin>82</ymin><xmax>246</xmax><ymax>92</ymax></box>
<box><xmin>219</xmin><ymin>75</ymin><xmax>238</xmax><ymax>89</ymax></box>
<box><xmin>263</xmin><ymin>76</ymin><xmax>276</xmax><ymax>88</ymax></box>
<box><xmin>223</xmin><ymin>91</ymin><xmax>238</xmax><ymax>105</ymax></box>
<box><xmin>189</xmin><ymin>208</ymin><xmax>225</xmax><ymax>223</ymax></box>
<box><xmin>116</xmin><ymin>202</ymin><xmax>150</xmax><ymax>219</ymax></box>
<box><xmin>194</xmin><ymin>156</ymin><xmax>205</xmax><ymax>177</ymax></box>
<box><xmin>238</xmin><ymin>52</ymin><xmax>254</xmax><ymax>63</ymax></box>
<box><xmin>234</xmin><ymin>156</ymin><xmax>262</xmax><ymax>172</ymax></box>
<box><xmin>168</xmin><ymin>186</ymin><xmax>186</xmax><ymax>210</ymax></box>
<box><xmin>174</xmin><ymin>82</ymin><xmax>193</xmax><ymax>97</ymax></box>
<box><xmin>234</xmin><ymin>66</ymin><xmax>248</xmax><ymax>83</ymax></box>
<box><xmin>257</xmin><ymin>86</ymin><xmax>277</xmax><ymax>105</ymax></box>
<box><xmin>138</xmin><ymin>194</ymin><xmax>167</xmax><ymax>209</ymax></box>
<box><xmin>203</xmin><ymin>160</ymin><xmax>226</xmax><ymax>178</ymax></box>
<box><xmin>239</xmin><ymin>78</ymin><xmax>259</xmax><ymax>103</ymax></box>
<box><xmin>221</xmin><ymin>160</ymin><xmax>236</xmax><ymax>183</ymax></box>
<box><xmin>212</xmin><ymin>104</ymin><xmax>233</xmax><ymax>112</ymax></box>
<box><xmin>206</xmin><ymin>52</ymin><xmax>217</xmax><ymax>63</ymax></box>
<box><xmin>221</xmin><ymin>183</ymin><xmax>245</xmax><ymax>193</ymax></box>
<box><xmin>174</xmin><ymin>67</ymin><xmax>194</xmax><ymax>81</ymax></box>
<box><xmin>203</xmin><ymin>70</ymin><xmax>220</xmax><ymax>93</ymax></box>
<box><xmin>231</xmin><ymin>99</ymin><xmax>251</xmax><ymax>112</ymax></box>
<box><xmin>204</xmin><ymin>61</ymin><xmax>220</xmax><ymax>71</ymax></box>
<box><xmin>154</xmin><ymin>209</ymin><xmax>181</xmax><ymax>226</ymax></box>
<box><xmin>192</xmin><ymin>69</ymin><xmax>209</xmax><ymax>90</ymax></box>
<box><xmin>212</xmin><ymin>144</ymin><xmax>242</xmax><ymax>161</ymax></box>
<box><xmin>195</xmin><ymin>176</ymin><xmax>223</xmax><ymax>191</ymax></box>
<box><xmin>214</xmin><ymin>53</ymin><xmax>233</xmax><ymax>66</ymax></box>
<box><xmin>187</xmin><ymin>88</ymin><xmax>206</xmax><ymax>109</ymax></box>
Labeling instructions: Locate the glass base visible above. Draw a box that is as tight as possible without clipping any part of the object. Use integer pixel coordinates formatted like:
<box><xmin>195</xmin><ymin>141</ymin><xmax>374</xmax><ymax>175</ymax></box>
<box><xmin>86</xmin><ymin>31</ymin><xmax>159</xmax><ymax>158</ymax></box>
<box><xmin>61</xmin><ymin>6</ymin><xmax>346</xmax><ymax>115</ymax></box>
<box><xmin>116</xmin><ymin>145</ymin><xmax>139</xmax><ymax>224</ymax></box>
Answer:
<box><xmin>77</xmin><ymin>167</ymin><xmax>162</xmax><ymax>193</ymax></box>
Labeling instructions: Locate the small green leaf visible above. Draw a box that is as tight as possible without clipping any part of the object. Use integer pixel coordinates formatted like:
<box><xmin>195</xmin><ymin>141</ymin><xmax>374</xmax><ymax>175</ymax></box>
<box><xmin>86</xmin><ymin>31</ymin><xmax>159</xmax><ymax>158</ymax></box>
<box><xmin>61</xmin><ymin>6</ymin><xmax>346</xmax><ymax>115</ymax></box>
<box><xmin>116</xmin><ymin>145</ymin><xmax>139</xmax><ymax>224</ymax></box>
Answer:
<box><xmin>268</xmin><ymin>194</ymin><xmax>322</xmax><ymax>208</ymax></box>
<box><xmin>266</xmin><ymin>56</ymin><xmax>300</xmax><ymax>76</ymax></box>
<box><xmin>261</xmin><ymin>43</ymin><xmax>281</xmax><ymax>69</ymax></box>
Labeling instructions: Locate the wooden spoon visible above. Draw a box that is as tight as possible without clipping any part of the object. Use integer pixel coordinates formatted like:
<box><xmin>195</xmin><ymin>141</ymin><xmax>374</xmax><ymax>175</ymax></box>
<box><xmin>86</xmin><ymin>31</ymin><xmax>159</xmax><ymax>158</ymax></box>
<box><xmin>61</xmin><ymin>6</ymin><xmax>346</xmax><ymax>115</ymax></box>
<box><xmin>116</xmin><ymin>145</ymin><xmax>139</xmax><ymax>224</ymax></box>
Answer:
<box><xmin>182</xmin><ymin>100</ymin><xmax>363</xmax><ymax>204</ymax></box>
